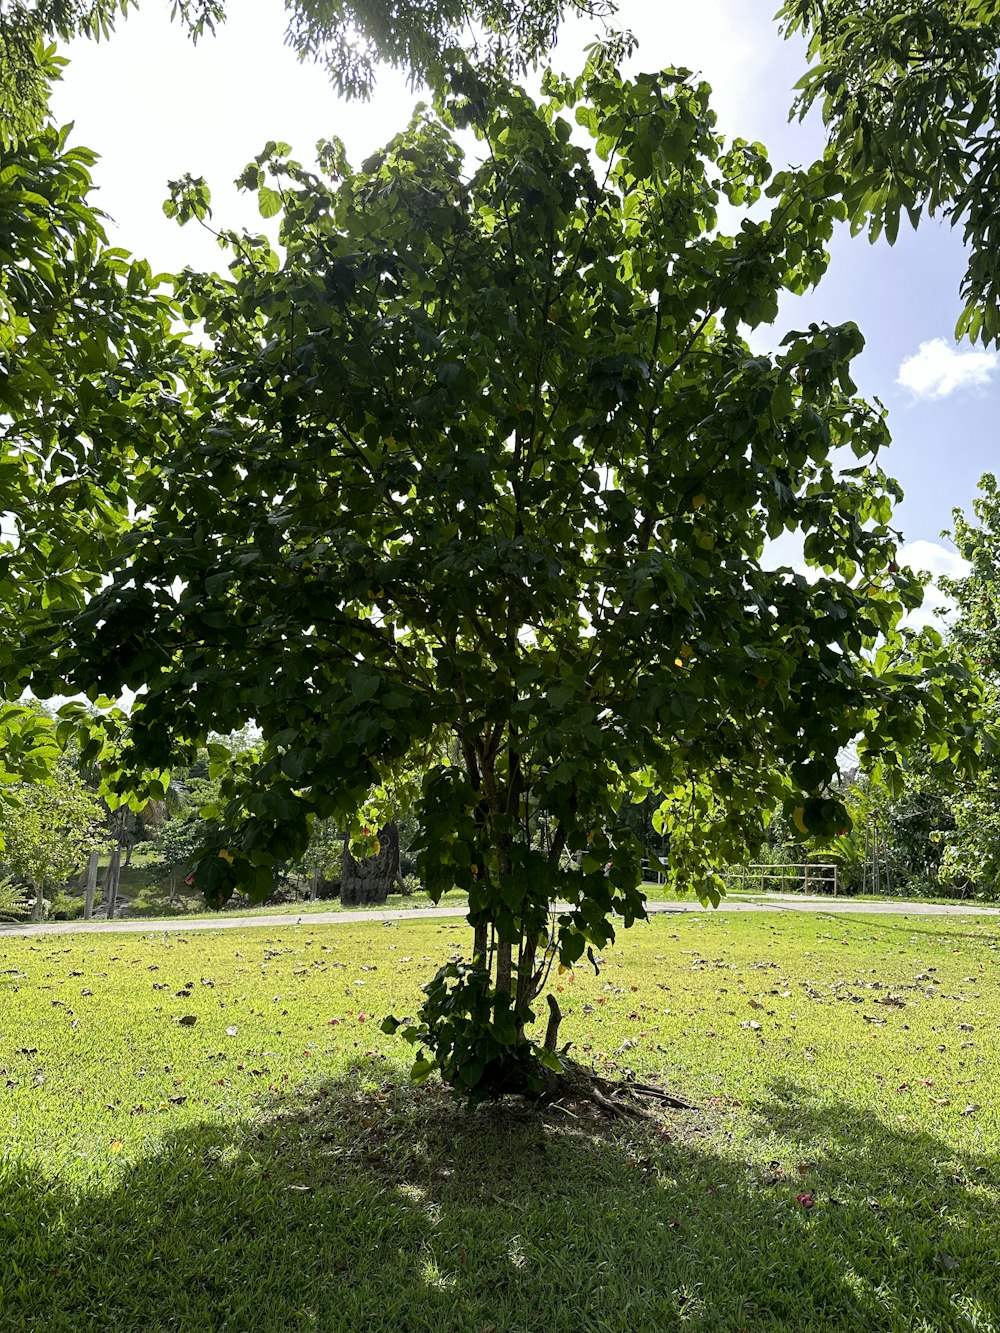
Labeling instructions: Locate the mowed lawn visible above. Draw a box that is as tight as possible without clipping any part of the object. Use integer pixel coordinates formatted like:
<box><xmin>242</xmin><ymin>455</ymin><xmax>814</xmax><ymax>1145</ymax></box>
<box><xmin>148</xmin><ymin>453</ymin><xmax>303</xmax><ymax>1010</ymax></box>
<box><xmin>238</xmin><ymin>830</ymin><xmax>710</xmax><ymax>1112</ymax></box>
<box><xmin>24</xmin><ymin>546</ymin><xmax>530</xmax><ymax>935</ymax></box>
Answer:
<box><xmin>1</xmin><ymin>911</ymin><xmax>998</xmax><ymax>1332</ymax></box>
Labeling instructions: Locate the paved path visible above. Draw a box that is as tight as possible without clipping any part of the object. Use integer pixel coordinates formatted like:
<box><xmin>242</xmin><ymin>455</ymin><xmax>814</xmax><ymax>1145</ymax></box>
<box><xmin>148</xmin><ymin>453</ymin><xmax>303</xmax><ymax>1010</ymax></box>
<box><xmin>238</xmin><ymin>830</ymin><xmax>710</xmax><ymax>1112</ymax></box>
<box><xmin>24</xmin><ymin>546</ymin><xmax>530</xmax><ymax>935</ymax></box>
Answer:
<box><xmin>1</xmin><ymin>893</ymin><xmax>998</xmax><ymax>938</ymax></box>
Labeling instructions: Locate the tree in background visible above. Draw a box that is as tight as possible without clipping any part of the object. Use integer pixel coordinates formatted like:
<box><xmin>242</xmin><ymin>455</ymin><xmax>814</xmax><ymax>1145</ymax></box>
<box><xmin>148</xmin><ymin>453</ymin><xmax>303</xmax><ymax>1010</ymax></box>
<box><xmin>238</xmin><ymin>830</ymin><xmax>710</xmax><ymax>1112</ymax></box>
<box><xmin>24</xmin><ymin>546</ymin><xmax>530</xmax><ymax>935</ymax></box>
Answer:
<box><xmin>341</xmin><ymin>823</ymin><xmax>401</xmax><ymax>907</ymax></box>
<box><xmin>932</xmin><ymin>474</ymin><xmax>1000</xmax><ymax>891</ymax></box>
<box><xmin>295</xmin><ymin>815</ymin><xmax>343</xmax><ymax>900</ymax></box>
<box><xmin>0</xmin><ymin>763</ymin><xmax>107</xmax><ymax>919</ymax></box>
<box><xmin>19</xmin><ymin>50</ymin><xmax>982</xmax><ymax>1097</ymax></box>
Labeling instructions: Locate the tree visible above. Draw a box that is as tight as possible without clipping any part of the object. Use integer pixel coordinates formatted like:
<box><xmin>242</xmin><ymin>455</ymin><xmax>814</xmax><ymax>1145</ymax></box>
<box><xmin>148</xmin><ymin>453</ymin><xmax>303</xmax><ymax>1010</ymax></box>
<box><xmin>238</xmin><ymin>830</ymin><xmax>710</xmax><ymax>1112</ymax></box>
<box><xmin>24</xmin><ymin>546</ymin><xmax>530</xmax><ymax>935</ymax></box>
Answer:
<box><xmin>929</xmin><ymin>473</ymin><xmax>1000</xmax><ymax>891</ymax></box>
<box><xmin>341</xmin><ymin>823</ymin><xmax>401</xmax><ymax>906</ymax></box>
<box><xmin>20</xmin><ymin>53</ymin><xmax>981</xmax><ymax>1097</ymax></box>
<box><xmin>0</xmin><ymin>2</ymin><xmax>225</xmax><ymax>144</ymax></box>
<box><xmin>0</xmin><ymin>98</ymin><xmax>190</xmax><ymax>809</ymax></box>
<box><xmin>0</xmin><ymin>763</ymin><xmax>107</xmax><ymax>920</ymax></box>
<box><xmin>1</xmin><ymin>0</ymin><xmax>610</xmax><ymax>145</ymax></box>
<box><xmin>779</xmin><ymin>0</ymin><xmax>1000</xmax><ymax>344</ymax></box>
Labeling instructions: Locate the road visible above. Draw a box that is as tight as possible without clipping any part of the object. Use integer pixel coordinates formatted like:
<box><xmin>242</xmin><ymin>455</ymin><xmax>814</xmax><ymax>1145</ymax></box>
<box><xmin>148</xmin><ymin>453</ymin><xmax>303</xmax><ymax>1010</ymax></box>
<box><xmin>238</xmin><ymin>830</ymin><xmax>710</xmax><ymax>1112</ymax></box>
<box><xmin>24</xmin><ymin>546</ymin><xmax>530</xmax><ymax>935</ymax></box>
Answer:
<box><xmin>1</xmin><ymin>893</ymin><xmax>998</xmax><ymax>938</ymax></box>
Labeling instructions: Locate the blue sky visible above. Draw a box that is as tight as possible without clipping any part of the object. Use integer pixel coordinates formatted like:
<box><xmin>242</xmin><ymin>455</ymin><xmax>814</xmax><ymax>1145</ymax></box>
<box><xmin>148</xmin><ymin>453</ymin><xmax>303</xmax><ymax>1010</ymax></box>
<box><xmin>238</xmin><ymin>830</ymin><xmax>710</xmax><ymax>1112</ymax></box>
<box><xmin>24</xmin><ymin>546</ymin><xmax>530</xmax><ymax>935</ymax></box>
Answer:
<box><xmin>50</xmin><ymin>0</ymin><xmax>996</xmax><ymax>589</ymax></box>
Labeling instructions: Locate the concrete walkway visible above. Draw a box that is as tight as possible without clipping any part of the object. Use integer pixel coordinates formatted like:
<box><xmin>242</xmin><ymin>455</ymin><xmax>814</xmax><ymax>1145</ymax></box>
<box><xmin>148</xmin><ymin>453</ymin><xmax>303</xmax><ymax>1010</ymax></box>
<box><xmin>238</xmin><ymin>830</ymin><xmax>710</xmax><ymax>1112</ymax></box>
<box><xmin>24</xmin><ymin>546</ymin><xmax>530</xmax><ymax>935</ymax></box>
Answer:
<box><xmin>1</xmin><ymin>893</ymin><xmax>998</xmax><ymax>938</ymax></box>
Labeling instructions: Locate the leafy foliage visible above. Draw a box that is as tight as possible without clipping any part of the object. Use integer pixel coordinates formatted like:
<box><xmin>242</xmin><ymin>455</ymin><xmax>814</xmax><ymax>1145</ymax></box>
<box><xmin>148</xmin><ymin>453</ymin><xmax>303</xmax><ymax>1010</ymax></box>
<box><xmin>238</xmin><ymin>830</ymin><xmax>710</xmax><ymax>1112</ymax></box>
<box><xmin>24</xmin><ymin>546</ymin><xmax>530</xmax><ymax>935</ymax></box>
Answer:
<box><xmin>1</xmin><ymin>0</ymin><xmax>610</xmax><ymax>146</ymax></box>
<box><xmin>17</xmin><ymin>52</ymin><xmax>983</xmax><ymax>1092</ymax></box>
<box><xmin>779</xmin><ymin>0</ymin><xmax>1000</xmax><ymax>344</ymax></box>
<box><xmin>280</xmin><ymin>0</ymin><xmax>616</xmax><ymax>100</ymax></box>
<box><xmin>0</xmin><ymin>2</ymin><xmax>224</xmax><ymax>145</ymax></box>
<box><xmin>0</xmin><ymin>116</ymin><xmax>191</xmax><ymax>799</ymax></box>
<box><xmin>0</xmin><ymin>762</ymin><xmax>106</xmax><ymax>917</ymax></box>
<box><xmin>929</xmin><ymin>475</ymin><xmax>1000</xmax><ymax>890</ymax></box>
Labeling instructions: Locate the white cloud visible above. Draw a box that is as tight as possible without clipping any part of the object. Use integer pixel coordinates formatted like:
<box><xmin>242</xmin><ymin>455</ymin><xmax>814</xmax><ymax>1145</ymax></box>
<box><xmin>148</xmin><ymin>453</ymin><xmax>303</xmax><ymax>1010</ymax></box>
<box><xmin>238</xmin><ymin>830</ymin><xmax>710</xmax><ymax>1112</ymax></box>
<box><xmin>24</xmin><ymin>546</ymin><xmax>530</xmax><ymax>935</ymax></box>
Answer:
<box><xmin>897</xmin><ymin>338</ymin><xmax>999</xmax><ymax>400</ymax></box>
<box><xmin>898</xmin><ymin>539</ymin><xmax>969</xmax><ymax>583</ymax></box>
<box><xmin>899</xmin><ymin>540</ymin><xmax>969</xmax><ymax>631</ymax></box>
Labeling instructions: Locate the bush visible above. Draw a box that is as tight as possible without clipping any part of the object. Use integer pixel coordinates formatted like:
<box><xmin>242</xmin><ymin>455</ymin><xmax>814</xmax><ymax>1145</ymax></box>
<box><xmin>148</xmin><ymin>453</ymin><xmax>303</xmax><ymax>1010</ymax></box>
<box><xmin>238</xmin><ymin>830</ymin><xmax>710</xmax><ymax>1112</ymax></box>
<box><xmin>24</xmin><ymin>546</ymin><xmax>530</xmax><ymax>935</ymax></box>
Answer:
<box><xmin>0</xmin><ymin>876</ymin><xmax>30</xmax><ymax>921</ymax></box>
<box><xmin>48</xmin><ymin>891</ymin><xmax>85</xmax><ymax>921</ymax></box>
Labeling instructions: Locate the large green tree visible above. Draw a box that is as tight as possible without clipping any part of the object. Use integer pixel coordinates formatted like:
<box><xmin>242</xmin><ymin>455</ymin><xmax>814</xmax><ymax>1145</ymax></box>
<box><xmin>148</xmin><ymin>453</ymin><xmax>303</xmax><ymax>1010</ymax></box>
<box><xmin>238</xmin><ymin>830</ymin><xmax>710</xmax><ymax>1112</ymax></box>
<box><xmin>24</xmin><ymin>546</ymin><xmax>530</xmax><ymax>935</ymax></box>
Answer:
<box><xmin>779</xmin><ymin>0</ymin><xmax>1000</xmax><ymax>344</ymax></box>
<box><xmin>0</xmin><ymin>762</ymin><xmax>106</xmax><ymax>920</ymax></box>
<box><xmin>930</xmin><ymin>474</ymin><xmax>1000</xmax><ymax>890</ymax></box>
<box><xmin>19</xmin><ymin>54</ymin><xmax>981</xmax><ymax>1095</ymax></box>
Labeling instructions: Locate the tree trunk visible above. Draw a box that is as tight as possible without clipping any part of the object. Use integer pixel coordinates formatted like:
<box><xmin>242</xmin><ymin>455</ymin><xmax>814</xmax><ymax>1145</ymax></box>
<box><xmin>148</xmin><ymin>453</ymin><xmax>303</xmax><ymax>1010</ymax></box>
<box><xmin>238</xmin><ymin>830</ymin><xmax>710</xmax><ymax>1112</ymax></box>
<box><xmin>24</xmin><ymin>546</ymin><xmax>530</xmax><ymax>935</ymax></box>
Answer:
<box><xmin>84</xmin><ymin>850</ymin><xmax>99</xmax><ymax>920</ymax></box>
<box><xmin>31</xmin><ymin>881</ymin><xmax>44</xmax><ymax>923</ymax></box>
<box><xmin>123</xmin><ymin>842</ymin><xmax>134</xmax><ymax>868</ymax></box>
<box><xmin>309</xmin><ymin>872</ymin><xmax>319</xmax><ymax>902</ymax></box>
<box><xmin>104</xmin><ymin>847</ymin><xmax>121</xmax><ymax>919</ymax></box>
<box><xmin>340</xmin><ymin>823</ymin><xmax>399</xmax><ymax>906</ymax></box>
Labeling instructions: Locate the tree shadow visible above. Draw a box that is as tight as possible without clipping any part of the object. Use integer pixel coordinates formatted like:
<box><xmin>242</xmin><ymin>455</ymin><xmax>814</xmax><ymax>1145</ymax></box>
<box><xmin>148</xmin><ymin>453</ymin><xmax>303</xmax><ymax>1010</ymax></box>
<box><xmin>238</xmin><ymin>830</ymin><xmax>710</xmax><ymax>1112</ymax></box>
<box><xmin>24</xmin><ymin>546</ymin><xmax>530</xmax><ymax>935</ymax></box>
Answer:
<box><xmin>2</xmin><ymin>1063</ymin><xmax>997</xmax><ymax>1331</ymax></box>
<box><xmin>837</xmin><ymin>915</ymin><xmax>1000</xmax><ymax>951</ymax></box>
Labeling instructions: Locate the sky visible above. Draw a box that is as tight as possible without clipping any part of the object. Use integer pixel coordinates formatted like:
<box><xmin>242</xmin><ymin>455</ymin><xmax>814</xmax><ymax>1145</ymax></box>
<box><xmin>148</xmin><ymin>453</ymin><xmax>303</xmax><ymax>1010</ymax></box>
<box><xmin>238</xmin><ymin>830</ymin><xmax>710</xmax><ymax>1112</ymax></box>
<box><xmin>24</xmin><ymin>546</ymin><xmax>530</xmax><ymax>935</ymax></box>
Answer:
<box><xmin>49</xmin><ymin>0</ymin><xmax>997</xmax><ymax>597</ymax></box>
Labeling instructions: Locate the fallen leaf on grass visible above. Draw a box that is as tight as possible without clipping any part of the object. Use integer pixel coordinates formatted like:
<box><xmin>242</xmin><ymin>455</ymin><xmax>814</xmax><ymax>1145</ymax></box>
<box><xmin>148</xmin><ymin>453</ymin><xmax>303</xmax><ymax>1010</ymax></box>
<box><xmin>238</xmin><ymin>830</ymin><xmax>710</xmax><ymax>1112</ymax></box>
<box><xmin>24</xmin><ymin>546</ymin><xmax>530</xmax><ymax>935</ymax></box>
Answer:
<box><xmin>176</xmin><ymin>1015</ymin><xmax>198</xmax><ymax>1027</ymax></box>
<box><xmin>225</xmin><ymin>1025</ymin><xmax>238</xmax><ymax>1037</ymax></box>
<box><xmin>961</xmin><ymin>1104</ymin><xmax>981</xmax><ymax>1117</ymax></box>
<box><xmin>934</xmin><ymin>1251</ymin><xmax>959</xmax><ymax>1272</ymax></box>
<box><xmin>795</xmin><ymin>1193</ymin><xmax>815</xmax><ymax>1209</ymax></box>
<box><xmin>109</xmin><ymin>1140</ymin><xmax>123</xmax><ymax>1153</ymax></box>
<box><xmin>285</xmin><ymin>1184</ymin><xmax>311</xmax><ymax>1193</ymax></box>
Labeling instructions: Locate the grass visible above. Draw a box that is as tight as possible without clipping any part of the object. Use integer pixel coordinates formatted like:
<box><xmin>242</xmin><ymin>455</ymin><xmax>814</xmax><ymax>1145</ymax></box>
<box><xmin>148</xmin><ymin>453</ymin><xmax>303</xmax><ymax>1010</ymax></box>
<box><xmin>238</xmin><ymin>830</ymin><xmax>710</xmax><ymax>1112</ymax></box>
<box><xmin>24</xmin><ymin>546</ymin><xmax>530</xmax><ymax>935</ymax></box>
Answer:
<box><xmin>53</xmin><ymin>849</ymin><xmax>997</xmax><ymax>924</ymax></box>
<box><xmin>2</xmin><ymin>910</ymin><xmax>999</xmax><ymax>1330</ymax></box>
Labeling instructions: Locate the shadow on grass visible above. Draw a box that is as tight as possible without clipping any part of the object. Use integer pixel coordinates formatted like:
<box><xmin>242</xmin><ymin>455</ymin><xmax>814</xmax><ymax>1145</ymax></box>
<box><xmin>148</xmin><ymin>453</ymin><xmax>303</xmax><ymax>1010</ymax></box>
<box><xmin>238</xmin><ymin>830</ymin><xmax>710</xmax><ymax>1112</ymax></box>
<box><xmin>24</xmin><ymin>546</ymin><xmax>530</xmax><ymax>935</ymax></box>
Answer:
<box><xmin>2</xmin><ymin>1064</ymin><xmax>998</xmax><ymax>1332</ymax></box>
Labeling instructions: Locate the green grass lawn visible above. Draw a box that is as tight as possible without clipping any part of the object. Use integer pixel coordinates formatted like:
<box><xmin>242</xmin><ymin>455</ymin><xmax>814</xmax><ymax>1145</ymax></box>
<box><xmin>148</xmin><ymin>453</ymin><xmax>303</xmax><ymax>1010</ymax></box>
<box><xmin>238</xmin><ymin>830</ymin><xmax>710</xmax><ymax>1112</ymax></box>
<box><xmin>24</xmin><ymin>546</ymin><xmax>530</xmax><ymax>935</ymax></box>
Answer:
<box><xmin>2</xmin><ymin>910</ymin><xmax>998</xmax><ymax>1331</ymax></box>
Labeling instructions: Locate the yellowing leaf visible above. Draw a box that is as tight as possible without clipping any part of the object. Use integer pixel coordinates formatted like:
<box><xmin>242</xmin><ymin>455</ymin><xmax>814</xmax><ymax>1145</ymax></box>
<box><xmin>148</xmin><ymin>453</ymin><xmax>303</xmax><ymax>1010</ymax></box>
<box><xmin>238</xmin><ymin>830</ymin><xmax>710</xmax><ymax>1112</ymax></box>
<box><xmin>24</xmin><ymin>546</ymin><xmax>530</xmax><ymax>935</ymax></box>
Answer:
<box><xmin>692</xmin><ymin>493</ymin><xmax>706</xmax><ymax>509</ymax></box>
<box><xmin>793</xmin><ymin>807</ymin><xmax>809</xmax><ymax>835</ymax></box>
<box><xmin>218</xmin><ymin>848</ymin><xmax>234</xmax><ymax>865</ymax></box>
<box><xmin>695</xmin><ymin>530</ymin><xmax>715</xmax><ymax>551</ymax></box>
<box><xmin>109</xmin><ymin>1139</ymin><xmax>124</xmax><ymax>1153</ymax></box>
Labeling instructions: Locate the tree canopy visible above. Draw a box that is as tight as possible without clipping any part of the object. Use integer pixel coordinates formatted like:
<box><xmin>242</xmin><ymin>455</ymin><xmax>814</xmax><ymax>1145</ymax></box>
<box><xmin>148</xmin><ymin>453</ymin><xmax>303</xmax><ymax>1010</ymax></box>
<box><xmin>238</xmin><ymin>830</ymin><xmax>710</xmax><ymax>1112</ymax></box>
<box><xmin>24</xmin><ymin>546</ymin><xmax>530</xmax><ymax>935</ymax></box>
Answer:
<box><xmin>0</xmin><ymin>759</ymin><xmax>106</xmax><ymax>919</ymax></box>
<box><xmin>1</xmin><ymin>0</ymin><xmax>610</xmax><ymax>144</ymax></box>
<box><xmin>0</xmin><ymin>114</ymin><xmax>189</xmax><ymax>809</ymax></box>
<box><xmin>13</xmin><ymin>52</ymin><xmax>982</xmax><ymax>1094</ymax></box>
<box><xmin>929</xmin><ymin>476</ymin><xmax>1000</xmax><ymax>887</ymax></box>
<box><xmin>779</xmin><ymin>0</ymin><xmax>1000</xmax><ymax>344</ymax></box>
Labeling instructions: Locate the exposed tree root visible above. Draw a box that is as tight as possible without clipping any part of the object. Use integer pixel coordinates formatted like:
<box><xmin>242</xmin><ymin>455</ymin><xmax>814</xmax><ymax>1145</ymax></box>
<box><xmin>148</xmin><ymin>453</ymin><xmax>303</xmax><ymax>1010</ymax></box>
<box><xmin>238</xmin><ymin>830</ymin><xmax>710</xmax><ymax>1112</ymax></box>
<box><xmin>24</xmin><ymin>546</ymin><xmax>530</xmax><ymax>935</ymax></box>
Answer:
<box><xmin>537</xmin><ymin>1060</ymin><xmax>699</xmax><ymax>1120</ymax></box>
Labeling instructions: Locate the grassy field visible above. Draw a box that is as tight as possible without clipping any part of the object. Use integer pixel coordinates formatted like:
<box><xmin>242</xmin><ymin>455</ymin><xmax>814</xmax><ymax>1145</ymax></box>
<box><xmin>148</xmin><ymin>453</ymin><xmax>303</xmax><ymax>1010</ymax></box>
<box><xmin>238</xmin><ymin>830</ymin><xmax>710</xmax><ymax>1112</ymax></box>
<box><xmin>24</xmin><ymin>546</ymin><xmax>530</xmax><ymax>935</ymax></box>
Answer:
<box><xmin>1</xmin><ymin>910</ymin><xmax>998</xmax><ymax>1331</ymax></box>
